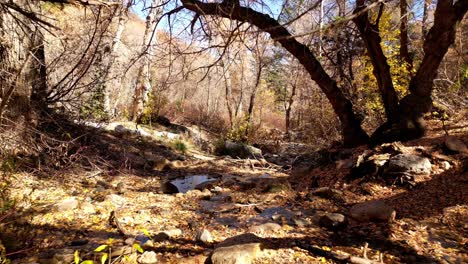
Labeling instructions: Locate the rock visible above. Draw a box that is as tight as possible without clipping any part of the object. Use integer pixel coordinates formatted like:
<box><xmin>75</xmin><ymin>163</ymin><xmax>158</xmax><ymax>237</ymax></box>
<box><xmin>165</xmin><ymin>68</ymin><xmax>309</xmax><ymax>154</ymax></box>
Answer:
<box><xmin>249</xmin><ymin>223</ymin><xmax>282</xmax><ymax>233</ymax></box>
<box><xmin>70</xmin><ymin>239</ymin><xmax>89</xmax><ymax>246</ymax></box>
<box><xmin>138</xmin><ymin>251</ymin><xmax>158</xmax><ymax>264</ymax></box>
<box><xmin>105</xmin><ymin>194</ymin><xmax>126</xmax><ymax>207</ymax></box>
<box><xmin>440</xmin><ymin>161</ymin><xmax>451</xmax><ymax>170</ymax></box>
<box><xmin>52</xmin><ymin>249</ymin><xmax>75</xmax><ymax>264</ymax></box>
<box><xmin>349</xmin><ymin>200</ymin><xmax>396</xmax><ymax>222</ymax></box>
<box><xmin>319</xmin><ymin>213</ymin><xmax>348</xmax><ymax>230</ymax></box>
<box><xmin>56</xmin><ymin>197</ymin><xmax>79</xmax><ymax>211</ymax></box>
<box><xmin>116</xmin><ymin>182</ymin><xmax>125</xmax><ymax>194</ymax></box>
<box><xmin>142</xmin><ymin>239</ymin><xmax>155</xmax><ymax>250</ymax></box>
<box><xmin>307</xmin><ymin>187</ymin><xmax>344</xmax><ymax>203</ymax></box>
<box><xmin>194</xmin><ymin>180</ymin><xmax>219</xmax><ymax>191</ymax></box>
<box><xmin>79</xmin><ymin>202</ymin><xmax>96</xmax><ymax>214</ymax></box>
<box><xmin>264</xmin><ymin>181</ymin><xmax>291</xmax><ymax>193</ymax></box>
<box><xmin>125</xmin><ymin>238</ymin><xmax>136</xmax><ymax>246</ymax></box>
<box><xmin>196</xmin><ymin>229</ymin><xmax>213</xmax><ymax>244</ymax></box>
<box><xmin>153</xmin><ymin>228</ymin><xmax>183</xmax><ymax>242</ymax></box>
<box><xmin>219</xmin><ymin>140</ymin><xmax>262</xmax><ymax>159</ymax></box>
<box><xmin>161</xmin><ymin>182</ymin><xmax>179</xmax><ymax>194</ymax></box>
<box><xmin>210</xmin><ymin>243</ymin><xmax>262</xmax><ymax>264</ymax></box>
<box><xmin>349</xmin><ymin>153</ymin><xmax>390</xmax><ymax>180</ymax></box>
<box><xmin>386</xmin><ymin>154</ymin><xmax>432</xmax><ymax>175</ymax></box>
<box><xmin>293</xmin><ymin>217</ymin><xmax>312</xmax><ymax>228</ymax></box>
<box><xmin>114</xmin><ymin>125</ymin><xmax>129</xmax><ymax>135</ymax></box>
<box><xmin>445</xmin><ymin>136</ymin><xmax>467</xmax><ymax>153</ymax></box>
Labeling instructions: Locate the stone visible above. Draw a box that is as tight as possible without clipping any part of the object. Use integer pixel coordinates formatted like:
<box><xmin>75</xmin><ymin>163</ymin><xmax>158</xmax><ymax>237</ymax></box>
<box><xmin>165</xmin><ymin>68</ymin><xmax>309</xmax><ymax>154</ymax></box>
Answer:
<box><xmin>138</xmin><ymin>251</ymin><xmax>158</xmax><ymax>264</ymax></box>
<box><xmin>386</xmin><ymin>154</ymin><xmax>432</xmax><ymax>175</ymax></box>
<box><xmin>105</xmin><ymin>194</ymin><xmax>126</xmax><ymax>207</ymax></box>
<box><xmin>220</xmin><ymin>140</ymin><xmax>262</xmax><ymax>159</ymax></box>
<box><xmin>194</xmin><ymin>180</ymin><xmax>219</xmax><ymax>191</ymax></box>
<box><xmin>210</xmin><ymin>243</ymin><xmax>262</xmax><ymax>264</ymax></box>
<box><xmin>161</xmin><ymin>182</ymin><xmax>179</xmax><ymax>194</ymax></box>
<box><xmin>249</xmin><ymin>223</ymin><xmax>282</xmax><ymax>233</ymax></box>
<box><xmin>196</xmin><ymin>229</ymin><xmax>213</xmax><ymax>244</ymax></box>
<box><xmin>116</xmin><ymin>182</ymin><xmax>125</xmax><ymax>194</ymax></box>
<box><xmin>349</xmin><ymin>200</ymin><xmax>396</xmax><ymax>222</ymax></box>
<box><xmin>79</xmin><ymin>202</ymin><xmax>95</xmax><ymax>214</ymax></box>
<box><xmin>153</xmin><ymin>228</ymin><xmax>183</xmax><ymax>241</ymax></box>
<box><xmin>440</xmin><ymin>161</ymin><xmax>451</xmax><ymax>170</ymax></box>
<box><xmin>52</xmin><ymin>249</ymin><xmax>75</xmax><ymax>264</ymax></box>
<box><xmin>307</xmin><ymin>187</ymin><xmax>344</xmax><ymax>203</ymax></box>
<box><xmin>56</xmin><ymin>197</ymin><xmax>79</xmax><ymax>211</ymax></box>
<box><xmin>70</xmin><ymin>239</ymin><xmax>89</xmax><ymax>246</ymax></box>
<box><xmin>319</xmin><ymin>213</ymin><xmax>348</xmax><ymax>230</ymax></box>
<box><xmin>265</xmin><ymin>181</ymin><xmax>291</xmax><ymax>193</ymax></box>
<box><xmin>445</xmin><ymin>136</ymin><xmax>467</xmax><ymax>153</ymax></box>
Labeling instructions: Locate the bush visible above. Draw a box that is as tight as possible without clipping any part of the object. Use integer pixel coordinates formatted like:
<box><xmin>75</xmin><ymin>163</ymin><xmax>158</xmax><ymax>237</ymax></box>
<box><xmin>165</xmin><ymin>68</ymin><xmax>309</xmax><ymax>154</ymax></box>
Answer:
<box><xmin>171</xmin><ymin>139</ymin><xmax>187</xmax><ymax>153</ymax></box>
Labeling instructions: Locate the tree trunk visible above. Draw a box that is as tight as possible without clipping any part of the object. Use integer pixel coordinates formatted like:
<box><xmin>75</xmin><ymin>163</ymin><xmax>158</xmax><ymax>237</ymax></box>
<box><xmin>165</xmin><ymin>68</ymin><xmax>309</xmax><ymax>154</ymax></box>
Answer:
<box><xmin>103</xmin><ymin>4</ymin><xmax>129</xmax><ymax>117</ymax></box>
<box><xmin>422</xmin><ymin>0</ymin><xmax>431</xmax><ymax>39</ymax></box>
<box><xmin>285</xmin><ymin>82</ymin><xmax>297</xmax><ymax>139</ymax></box>
<box><xmin>30</xmin><ymin>29</ymin><xmax>48</xmax><ymax>114</ymax></box>
<box><xmin>399</xmin><ymin>0</ymin><xmax>413</xmax><ymax>70</ymax></box>
<box><xmin>131</xmin><ymin>0</ymin><xmax>163</xmax><ymax>122</ymax></box>
<box><xmin>181</xmin><ymin>0</ymin><xmax>369</xmax><ymax>147</ymax></box>
<box><xmin>353</xmin><ymin>0</ymin><xmax>399</xmax><ymax>123</ymax></box>
<box><xmin>370</xmin><ymin>0</ymin><xmax>467</xmax><ymax>145</ymax></box>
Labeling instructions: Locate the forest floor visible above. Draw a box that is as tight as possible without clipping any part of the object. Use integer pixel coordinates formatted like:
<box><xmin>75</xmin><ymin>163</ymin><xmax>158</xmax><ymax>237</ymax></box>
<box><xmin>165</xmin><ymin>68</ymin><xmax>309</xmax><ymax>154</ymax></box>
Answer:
<box><xmin>0</xmin><ymin>115</ymin><xmax>467</xmax><ymax>264</ymax></box>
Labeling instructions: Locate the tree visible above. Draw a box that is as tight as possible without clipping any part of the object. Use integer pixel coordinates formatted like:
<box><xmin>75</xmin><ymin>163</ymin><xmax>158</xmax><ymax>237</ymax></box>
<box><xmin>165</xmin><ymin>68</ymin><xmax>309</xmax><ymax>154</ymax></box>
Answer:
<box><xmin>131</xmin><ymin>0</ymin><xmax>164</xmax><ymax>122</ymax></box>
<box><xmin>177</xmin><ymin>0</ymin><xmax>466</xmax><ymax>146</ymax></box>
<box><xmin>179</xmin><ymin>0</ymin><xmax>369</xmax><ymax>147</ymax></box>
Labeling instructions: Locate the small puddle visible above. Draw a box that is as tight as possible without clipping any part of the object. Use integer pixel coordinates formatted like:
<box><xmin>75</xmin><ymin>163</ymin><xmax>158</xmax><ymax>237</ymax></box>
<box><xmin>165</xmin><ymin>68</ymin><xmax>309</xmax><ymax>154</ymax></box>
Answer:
<box><xmin>170</xmin><ymin>175</ymin><xmax>217</xmax><ymax>193</ymax></box>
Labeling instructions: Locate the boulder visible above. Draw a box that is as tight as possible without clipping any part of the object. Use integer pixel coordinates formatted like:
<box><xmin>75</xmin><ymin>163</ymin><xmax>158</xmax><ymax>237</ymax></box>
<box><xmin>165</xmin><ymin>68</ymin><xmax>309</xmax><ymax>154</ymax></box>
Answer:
<box><xmin>385</xmin><ymin>154</ymin><xmax>432</xmax><ymax>175</ymax></box>
<box><xmin>349</xmin><ymin>200</ymin><xmax>396</xmax><ymax>222</ymax></box>
<box><xmin>219</xmin><ymin>140</ymin><xmax>262</xmax><ymax>159</ymax></box>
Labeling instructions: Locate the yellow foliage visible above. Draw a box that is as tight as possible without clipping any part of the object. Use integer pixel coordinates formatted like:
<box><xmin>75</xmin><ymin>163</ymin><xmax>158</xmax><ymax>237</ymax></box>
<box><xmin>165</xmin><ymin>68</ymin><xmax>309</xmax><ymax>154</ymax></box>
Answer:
<box><xmin>355</xmin><ymin>11</ymin><xmax>414</xmax><ymax>115</ymax></box>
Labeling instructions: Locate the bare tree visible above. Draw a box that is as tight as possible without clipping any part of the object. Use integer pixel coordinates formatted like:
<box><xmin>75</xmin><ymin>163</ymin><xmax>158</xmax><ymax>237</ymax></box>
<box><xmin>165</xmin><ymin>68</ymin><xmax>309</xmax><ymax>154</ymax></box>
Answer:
<box><xmin>131</xmin><ymin>0</ymin><xmax>164</xmax><ymax>122</ymax></box>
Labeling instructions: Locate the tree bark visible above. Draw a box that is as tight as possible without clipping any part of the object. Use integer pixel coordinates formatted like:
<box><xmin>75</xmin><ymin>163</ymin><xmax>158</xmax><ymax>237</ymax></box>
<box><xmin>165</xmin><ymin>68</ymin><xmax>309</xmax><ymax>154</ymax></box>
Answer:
<box><xmin>353</xmin><ymin>0</ymin><xmax>399</xmax><ymax>123</ymax></box>
<box><xmin>30</xmin><ymin>29</ymin><xmax>48</xmax><ymax>114</ymax></box>
<box><xmin>131</xmin><ymin>0</ymin><xmax>163</xmax><ymax>122</ymax></box>
<box><xmin>181</xmin><ymin>0</ymin><xmax>369</xmax><ymax>147</ymax></box>
<box><xmin>399</xmin><ymin>0</ymin><xmax>413</xmax><ymax>70</ymax></box>
<box><xmin>370</xmin><ymin>0</ymin><xmax>467</xmax><ymax>145</ymax></box>
<box><xmin>422</xmin><ymin>0</ymin><xmax>431</xmax><ymax>39</ymax></box>
<box><xmin>103</xmin><ymin>4</ymin><xmax>129</xmax><ymax>117</ymax></box>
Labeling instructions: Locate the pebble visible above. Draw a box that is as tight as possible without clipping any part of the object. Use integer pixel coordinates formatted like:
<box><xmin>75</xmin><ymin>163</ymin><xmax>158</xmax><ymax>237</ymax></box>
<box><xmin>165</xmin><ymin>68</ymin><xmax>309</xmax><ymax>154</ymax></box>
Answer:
<box><xmin>319</xmin><ymin>213</ymin><xmax>348</xmax><ymax>230</ymax></box>
<box><xmin>138</xmin><ymin>251</ymin><xmax>158</xmax><ymax>264</ymax></box>
<box><xmin>249</xmin><ymin>222</ymin><xmax>282</xmax><ymax>233</ymax></box>
<box><xmin>56</xmin><ymin>197</ymin><xmax>79</xmax><ymax>211</ymax></box>
<box><xmin>196</xmin><ymin>229</ymin><xmax>213</xmax><ymax>244</ymax></box>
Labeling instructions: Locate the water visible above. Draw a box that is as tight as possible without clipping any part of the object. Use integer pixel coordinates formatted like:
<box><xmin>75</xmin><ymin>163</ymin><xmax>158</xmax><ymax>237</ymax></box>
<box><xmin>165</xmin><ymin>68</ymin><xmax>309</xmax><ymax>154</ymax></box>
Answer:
<box><xmin>170</xmin><ymin>175</ymin><xmax>217</xmax><ymax>193</ymax></box>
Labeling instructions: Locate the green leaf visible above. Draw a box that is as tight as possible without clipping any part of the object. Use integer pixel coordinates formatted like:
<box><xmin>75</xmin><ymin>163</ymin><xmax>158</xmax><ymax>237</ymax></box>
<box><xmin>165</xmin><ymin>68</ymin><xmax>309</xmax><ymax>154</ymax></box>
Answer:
<box><xmin>133</xmin><ymin>243</ymin><xmax>144</xmax><ymax>253</ymax></box>
<box><xmin>141</xmin><ymin>228</ymin><xmax>151</xmax><ymax>238</ymax></box>
<box><xmin>101</xmin><ymin>253</ymin><xmax>108</xmax><ymax>264</ymax></box>
<box><xmin>81</xmin><ymin>261</ymin><xmax>94</xmax><ymax>264</ymax></box>
<box><xmin>74</xmin><ymin>250</ymin><xmax>80</xmax><ymax>264</ymax></box>
<box><xmin>94</xmin><ymin>245</ymin><xmax>108</xmax><ymax>252</ymax></box>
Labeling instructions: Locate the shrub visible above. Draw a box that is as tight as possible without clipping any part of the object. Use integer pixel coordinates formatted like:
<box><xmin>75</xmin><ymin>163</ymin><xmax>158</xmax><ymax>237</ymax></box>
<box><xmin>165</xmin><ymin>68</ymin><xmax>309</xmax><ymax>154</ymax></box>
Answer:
<box><xmin>171</xmin><ymin>139</ymin><xmax>187</xmax><ymax>153</ymax></box>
